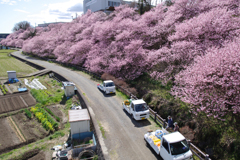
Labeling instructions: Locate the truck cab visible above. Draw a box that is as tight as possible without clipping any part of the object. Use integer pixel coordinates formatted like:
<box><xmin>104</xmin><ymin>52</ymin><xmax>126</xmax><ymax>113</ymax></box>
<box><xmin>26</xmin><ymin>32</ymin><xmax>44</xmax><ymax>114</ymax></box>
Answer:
<box><xmin>97</xmin><ymin>80</ymin><xmax>116</xmax><ymax>94</ymax></box>
<box><xmin>144</xmin><ymin>130</ymin><xmax>193</xmax><ymax>160</ymax></box>
<box><xmin>123</xmin><ymin>99</ymin><xmax>150</xmax><ymax>120</ymax></box>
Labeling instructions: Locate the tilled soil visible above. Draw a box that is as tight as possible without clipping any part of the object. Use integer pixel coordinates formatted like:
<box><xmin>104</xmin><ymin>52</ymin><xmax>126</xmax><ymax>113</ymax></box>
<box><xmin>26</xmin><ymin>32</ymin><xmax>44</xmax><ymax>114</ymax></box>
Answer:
<box><xmin>47</xmin><ymin>105</ymin><xmax>63</xmax><ymax>119</ymax></box>
<box><xmin>0</xmin><ymin>92</ymin><xmax>36</xmax><ymax>114</ymax></box>
<box><xmin>21</xmin><ymin>94</ymin><xmax>36</xmax><ymax>106</ymax></box>
<box><xmin>27</xmin><ymin>150</ymin><xmax>45</xmax><ymax>160</ymax></box>
<box><xmin>47</xmin><ymin>105</ymin><xmax>66</xmax><ymax>129</ymax></box>
<box><xmin>0</xmin><ymin>118</ymin><xmax>21</xmax><ymax>154</ymax></box>
<box><xmin>12</xmin><ymin>112</ymin><xmax>49</xmax><ymax>142</ymax></box>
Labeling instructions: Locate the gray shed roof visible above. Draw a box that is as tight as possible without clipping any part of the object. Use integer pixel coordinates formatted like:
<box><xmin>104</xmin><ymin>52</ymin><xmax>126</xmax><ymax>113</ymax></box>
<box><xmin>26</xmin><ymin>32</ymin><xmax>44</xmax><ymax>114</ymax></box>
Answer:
<box><xmin>68</xmin><ymin>109</ymin><xmax>90</xmax><ymax>122</ymax></box>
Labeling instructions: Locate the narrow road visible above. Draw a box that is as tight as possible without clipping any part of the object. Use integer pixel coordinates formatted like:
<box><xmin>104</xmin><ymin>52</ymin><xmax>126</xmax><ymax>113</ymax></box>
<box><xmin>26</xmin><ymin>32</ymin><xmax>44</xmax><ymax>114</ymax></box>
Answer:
<box><xmin>13</xmin><ymin>51</ymin><xmax>161</xmax><ymax>160</ymax></box>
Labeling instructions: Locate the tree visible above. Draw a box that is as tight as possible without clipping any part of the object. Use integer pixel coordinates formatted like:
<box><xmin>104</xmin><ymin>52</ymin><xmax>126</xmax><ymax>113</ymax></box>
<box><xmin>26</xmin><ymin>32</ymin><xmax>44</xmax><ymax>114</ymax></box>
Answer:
<box><xmin>172</xmin><ymin>38</ymin><xmax>240</xmax><ymax>121</ymax></box>
<box><xmin>12</xmin><ymin>21</ymin><xmax>32</xmax><ymax>32</ymax></box>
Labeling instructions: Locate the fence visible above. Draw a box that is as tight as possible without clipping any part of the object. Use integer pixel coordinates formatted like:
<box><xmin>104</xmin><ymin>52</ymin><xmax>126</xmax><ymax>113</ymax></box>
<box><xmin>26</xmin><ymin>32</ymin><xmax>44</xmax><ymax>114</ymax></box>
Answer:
<box><xmin>16</xmin><ymin>51</ymin><xmax>210</xmax><ymax>160</ymax></box>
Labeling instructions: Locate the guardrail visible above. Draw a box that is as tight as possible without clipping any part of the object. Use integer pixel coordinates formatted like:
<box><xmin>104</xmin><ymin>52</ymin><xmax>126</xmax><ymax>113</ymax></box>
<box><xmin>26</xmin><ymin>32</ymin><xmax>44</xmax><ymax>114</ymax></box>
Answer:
<box><xmin>21</xmin><ymin>51</ymin><xmax>210</xmax><ymax>160</ymax></box>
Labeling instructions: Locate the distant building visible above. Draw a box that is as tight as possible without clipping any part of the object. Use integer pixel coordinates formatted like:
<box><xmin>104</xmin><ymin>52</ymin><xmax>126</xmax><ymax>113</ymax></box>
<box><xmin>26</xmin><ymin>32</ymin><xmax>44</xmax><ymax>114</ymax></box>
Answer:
<box><xmin>37</xmin><ymin>22</ymin><xmax>66</xmax><ymax>27</ymax></box>
<box><xmin>0</xmin><ymin>34</ymin><xmax>10</xmax><ymax>39</ymax></box>
<box><xmin>83</xmin><ymin>0</ymin><xmax>121</xmax><ymax>14</ymax></box>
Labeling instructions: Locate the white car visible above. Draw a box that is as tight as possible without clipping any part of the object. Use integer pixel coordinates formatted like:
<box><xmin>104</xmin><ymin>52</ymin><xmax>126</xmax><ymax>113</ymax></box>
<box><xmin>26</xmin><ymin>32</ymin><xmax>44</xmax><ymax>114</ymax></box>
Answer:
<box><xmin>144</xmin><ymin>129</ymin><xmax>193</xmax><ymax>160</ymax></box>
<box><xmin>97</xmin><ymin>80</ymin><xmax>116</xmax><ymax>94</ymax></box>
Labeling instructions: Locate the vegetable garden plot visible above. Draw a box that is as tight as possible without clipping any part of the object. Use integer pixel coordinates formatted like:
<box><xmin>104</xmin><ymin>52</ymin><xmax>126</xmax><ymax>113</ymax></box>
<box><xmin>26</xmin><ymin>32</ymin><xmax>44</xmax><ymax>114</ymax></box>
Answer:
<box><xmin>0</xmin><ymin>118</ymin><xmax>21</xmax><ymax>154</ymax></box>
<box><xmin>12</xmin><ymin>112</ymin><xmax>49</xmax><ymax>142</ymax></box>
<box><xmin>0</xmin><ymin>92</ymin><xmax>35</xmax><ymax>114</ymax></box>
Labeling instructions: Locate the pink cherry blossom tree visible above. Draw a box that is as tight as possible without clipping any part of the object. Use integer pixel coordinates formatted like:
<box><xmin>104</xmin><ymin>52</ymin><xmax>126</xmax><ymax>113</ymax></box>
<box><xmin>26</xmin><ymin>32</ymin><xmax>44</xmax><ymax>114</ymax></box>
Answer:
<box><xmin>172</xmin><ymin>38</ymin><xmax>240</xmax><ymax>120</ymax></box>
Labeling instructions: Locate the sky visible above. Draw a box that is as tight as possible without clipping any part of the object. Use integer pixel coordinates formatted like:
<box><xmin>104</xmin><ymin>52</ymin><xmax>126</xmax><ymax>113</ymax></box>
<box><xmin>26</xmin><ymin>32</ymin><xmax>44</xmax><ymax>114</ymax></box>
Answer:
<box><xmin>0</xmin><ymin>0</ymin><xmax>84</xmax><ymax>33</ymax></box>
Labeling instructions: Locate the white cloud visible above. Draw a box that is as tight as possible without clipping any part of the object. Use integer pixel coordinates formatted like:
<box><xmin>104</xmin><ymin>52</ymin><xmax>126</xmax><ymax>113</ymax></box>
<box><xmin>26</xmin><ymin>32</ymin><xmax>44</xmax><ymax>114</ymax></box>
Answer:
<box><xmin>67</xmin><ymin>3</ymin><xmax>83</xmax><ymax>12</ymax></box>
<box><xmin>1</xmin><ymin>0</ymin><xmax>17</xmax><ymax>5</ymax></box>
<box><xmin>27</xmin><ymin>0</ymin><xmax>83</xmax><ymax>25</ymax></box>
<box><xmin>14</xmin><ymin>9</ymin><xmax>30</xmax><ymax>13</ymax></box>
<box><xmin>1</xmin><ymin>0</ymin><xmax>30</xmax><ymax>5</ymax></box>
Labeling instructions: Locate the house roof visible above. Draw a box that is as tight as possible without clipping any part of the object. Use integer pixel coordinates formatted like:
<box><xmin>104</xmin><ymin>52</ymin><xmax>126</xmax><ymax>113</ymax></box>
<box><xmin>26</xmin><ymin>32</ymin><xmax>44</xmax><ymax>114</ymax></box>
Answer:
<box><xmin>68</xmin><ymin>109</ymin><xmax>90</xmax><ymax>122</ymax></box>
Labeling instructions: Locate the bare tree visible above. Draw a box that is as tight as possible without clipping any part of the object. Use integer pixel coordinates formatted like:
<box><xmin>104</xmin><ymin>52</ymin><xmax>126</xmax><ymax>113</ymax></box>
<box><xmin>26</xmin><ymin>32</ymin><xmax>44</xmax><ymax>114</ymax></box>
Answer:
<box><xmin>12</xmin><ymin>21</ymin><xmax>32</xmax><ymax>32</ymax></box>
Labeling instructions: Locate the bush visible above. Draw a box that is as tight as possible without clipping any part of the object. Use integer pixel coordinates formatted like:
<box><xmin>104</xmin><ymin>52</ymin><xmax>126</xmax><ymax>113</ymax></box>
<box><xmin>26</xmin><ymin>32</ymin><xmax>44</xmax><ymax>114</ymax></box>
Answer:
<box><xmin>24</xmin><ymin>109</ymin><xmax>32</xmax><ymax>119</ymax></box>
<box><xmin>30</xmin><ymin>88</ymin><xmax>64</xmax><ymax>105</ymax></box>
<box><xmin>49</xmin><ymin>131</ymin><xmax>65</xmax><ymax>140</ymax></box>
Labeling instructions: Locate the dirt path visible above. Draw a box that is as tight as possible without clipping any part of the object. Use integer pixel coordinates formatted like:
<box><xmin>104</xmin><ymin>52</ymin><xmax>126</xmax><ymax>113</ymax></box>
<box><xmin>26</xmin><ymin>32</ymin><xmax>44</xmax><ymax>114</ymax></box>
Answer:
<box><xmin>7</xmin><ymin>116</ymin><xmax>26</xmax><ymax>143</ymax></box>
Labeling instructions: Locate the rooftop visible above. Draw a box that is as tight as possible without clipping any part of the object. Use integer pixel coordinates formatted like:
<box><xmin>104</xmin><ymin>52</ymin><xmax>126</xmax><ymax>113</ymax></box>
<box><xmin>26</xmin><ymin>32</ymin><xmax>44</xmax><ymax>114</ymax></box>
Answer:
<box><xmin>132</xmin><ymin>99</ymin><xmax>146</xmax><ymax>105</ymax></box>
<box><xmin>104</xmin><ymin>80</ymin><xmax>113</xmax><ymax>83</ymax></box>
<box><xmin>68</xmin><ymin>109</ymin><xmax>90</xmax><ymax>122</ymax></box>
<box><xmin>62</xmin><ymin>81</ymin><xmax>75</xmax><ymax>86</ymax></box>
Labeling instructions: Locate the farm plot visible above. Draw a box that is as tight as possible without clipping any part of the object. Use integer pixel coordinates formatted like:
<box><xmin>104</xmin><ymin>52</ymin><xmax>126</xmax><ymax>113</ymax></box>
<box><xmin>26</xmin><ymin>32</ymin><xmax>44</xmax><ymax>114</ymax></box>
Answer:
<box><xmin>0</xmin><ymin>118</ymin><xmax>22</xmax><ymax>154</ymax></box>
<box><xmin>11</xmin><ymin>112</ymin><xmax>49</xmax><ymax>142</ymax></box>
<box><xmin>47</xmin><ymin>105</ymin><xmax>64</xmax><ymax>120</ymax></box>
<box><xmin>0</xmin><ymin>92</ymin><xmax>36</xmax><ymax>114</ymax></box>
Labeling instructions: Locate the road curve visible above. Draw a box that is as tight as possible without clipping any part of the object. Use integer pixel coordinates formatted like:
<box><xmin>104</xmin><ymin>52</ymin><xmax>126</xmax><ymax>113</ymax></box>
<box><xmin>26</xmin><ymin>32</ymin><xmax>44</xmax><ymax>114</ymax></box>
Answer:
<box><xmin>13</xmin><ymin>51</ymin><xmax>161</xmax><ymax>160</ymax></box>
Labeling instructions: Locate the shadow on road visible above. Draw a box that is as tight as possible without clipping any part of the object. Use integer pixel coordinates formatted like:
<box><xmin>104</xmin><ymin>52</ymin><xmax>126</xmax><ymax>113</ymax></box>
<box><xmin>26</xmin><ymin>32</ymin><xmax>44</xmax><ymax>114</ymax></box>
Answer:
<box><xmin>122</xmin><ymin>109</ymin><xmax>151</xmax><ymax>128</ymax></box>
<box><xmin>97</xmin><ymin>88</ymin><xmax>116</xmax><ymax>98</ymax></box>
<box><xmin>144</xmin><ymin>139</ymin><xmax>163</xmax><ymax>160</ymax></box>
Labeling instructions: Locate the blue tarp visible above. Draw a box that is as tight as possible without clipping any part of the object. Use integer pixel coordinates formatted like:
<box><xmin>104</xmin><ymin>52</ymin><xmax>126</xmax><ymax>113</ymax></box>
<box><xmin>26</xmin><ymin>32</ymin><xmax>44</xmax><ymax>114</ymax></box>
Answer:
<box><xmin>8</xmin><ymin>78</ymin><xmax>19</xmax><ymax>83</ymax></box>
<box><xmin>72</xmin><ymin>131</ymin><xmax>94</xmax><ymax>140</ymax></box>
<box><xmin>18</xmin><ymin>87</ymin><xmax>27</xmax><ymax>92</ymax></box>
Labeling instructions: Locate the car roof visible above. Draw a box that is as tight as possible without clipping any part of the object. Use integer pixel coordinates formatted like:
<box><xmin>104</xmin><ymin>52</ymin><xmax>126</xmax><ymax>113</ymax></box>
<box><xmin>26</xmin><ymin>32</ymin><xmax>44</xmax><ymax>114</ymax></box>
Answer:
<box><xmin>104</xmin><ymin>80</ymin><xmax>114</xmax><ymax>83</ymax></box>
<box><xmin>163</xmin><ymin>131</ymin><xmax>185</xmax><ymax>143</ymax></box>
<box><xmin>132</xmin><ymin>99</ymin><xmax>146</xmax><ymax>105</ymax></box>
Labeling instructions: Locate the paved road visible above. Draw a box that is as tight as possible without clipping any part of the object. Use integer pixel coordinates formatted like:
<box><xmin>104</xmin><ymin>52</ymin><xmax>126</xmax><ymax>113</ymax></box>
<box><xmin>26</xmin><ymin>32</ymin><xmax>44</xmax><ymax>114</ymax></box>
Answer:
<box><xmin>13</xmin><ymin>51</ymin><xmax>161</xmax><ymax>160</ymax></box>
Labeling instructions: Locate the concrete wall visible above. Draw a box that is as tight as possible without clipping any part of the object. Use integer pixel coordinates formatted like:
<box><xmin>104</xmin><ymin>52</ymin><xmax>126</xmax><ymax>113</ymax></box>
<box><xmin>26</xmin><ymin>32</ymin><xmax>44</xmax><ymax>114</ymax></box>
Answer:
<box><xmin>70</xmin><ymin>120</ymin><xmax>90</xmax><ymax>136</ymax></box>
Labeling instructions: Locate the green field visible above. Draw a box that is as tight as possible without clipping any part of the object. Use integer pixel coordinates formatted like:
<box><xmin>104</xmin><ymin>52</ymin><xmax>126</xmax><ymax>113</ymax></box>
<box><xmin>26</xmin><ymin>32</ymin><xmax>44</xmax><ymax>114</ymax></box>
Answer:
<box><xmin>0</xmin><ymin>50</ymin><xmax>37</xmax><ymax>78</ymax></box>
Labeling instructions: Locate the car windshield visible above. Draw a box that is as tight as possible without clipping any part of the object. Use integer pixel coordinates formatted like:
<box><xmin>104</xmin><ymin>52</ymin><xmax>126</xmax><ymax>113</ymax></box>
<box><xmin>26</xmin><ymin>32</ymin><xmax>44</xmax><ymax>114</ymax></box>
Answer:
<box><xmin>135</xmin><ymin>103</ymin><xmax>148</xmax><ymax>112</ymax></box>
<box><xmin>106</xmin><ymin>82</ymin><xmax>115</xmax><ymax>87</ymax></box>
<box><xmin>170</xmin><ymin>140</ymin><xmax>190</xmax><ymax>155</ymax></box>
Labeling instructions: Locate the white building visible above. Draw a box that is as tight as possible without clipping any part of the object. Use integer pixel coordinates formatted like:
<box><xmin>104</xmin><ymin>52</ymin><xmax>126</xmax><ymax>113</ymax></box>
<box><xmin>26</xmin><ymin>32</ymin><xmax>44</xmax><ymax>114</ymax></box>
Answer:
<box><xmin>83</xmin><ymin>0</ymin><xmax>121</xmax><ymax>14</ymax></box>
<box><xmin>62</xmin><ymin>81</ymin><xmax>76</xmax><ymax>97</ymax></box>
<box><xmin>69</xmin><ymin>109</ymin><xmax>90</xmax><ymax>137</ymax></box>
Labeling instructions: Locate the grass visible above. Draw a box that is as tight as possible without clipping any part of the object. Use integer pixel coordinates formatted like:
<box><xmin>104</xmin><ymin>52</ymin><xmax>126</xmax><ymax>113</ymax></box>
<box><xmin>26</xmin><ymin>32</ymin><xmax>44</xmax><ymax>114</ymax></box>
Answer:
<box><xmin>29</xmin><ymin>76</ymin><xmax>64</xmax><ymax>106</ymax></box>
<box><xmin>116</xmin><ymin>89</ymin><xmax>130</xmax><ymax>101</ymax></box>
<box><xmin>148</xmin><ymin>116</ymin><xmax>163</xmax><ymax>131</ymax></box>
<box><xmin>97</xmin><ymin>120</ymin><xmax>106</xmax><ymax>139</ymax></box>
<box><xmin>0</xmin><ymin>50</ymin><xmax>37</xmax><ymax>77</ymax></box>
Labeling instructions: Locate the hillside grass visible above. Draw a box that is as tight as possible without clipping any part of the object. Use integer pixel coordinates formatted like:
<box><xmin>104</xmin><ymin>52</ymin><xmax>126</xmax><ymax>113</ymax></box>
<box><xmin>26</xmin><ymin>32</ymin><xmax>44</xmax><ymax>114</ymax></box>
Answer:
<box><xmin>0</xmin><ymin>50</ymin><xmax>37</xmax><ymax>77</ymax></box>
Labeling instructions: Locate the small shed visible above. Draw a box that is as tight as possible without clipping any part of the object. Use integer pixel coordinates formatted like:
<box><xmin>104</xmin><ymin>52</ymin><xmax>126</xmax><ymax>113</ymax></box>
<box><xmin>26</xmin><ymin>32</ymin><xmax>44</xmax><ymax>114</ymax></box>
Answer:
<box><xmin>62</xmin><ymin>81</ymin><xmax>75</xmax><ymax>97</ymax></box>
<box><xmin>7</xmin><ymin>71</ymin><xmax>17</xmax><ymax>79</ymax></box>
<box><xmin>69</xmin><ymin>109</ymin><xmax>90</xmax><ymax>137</ymax></box>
